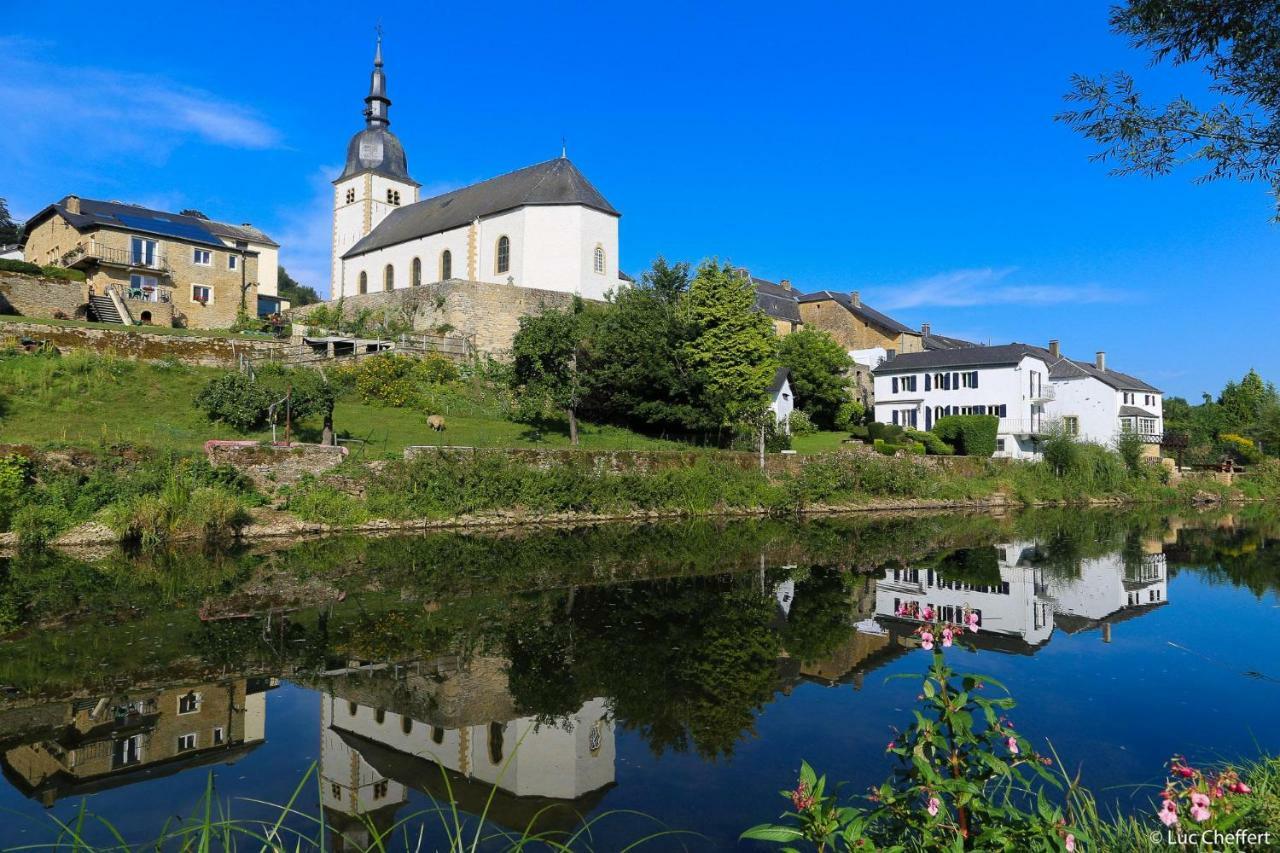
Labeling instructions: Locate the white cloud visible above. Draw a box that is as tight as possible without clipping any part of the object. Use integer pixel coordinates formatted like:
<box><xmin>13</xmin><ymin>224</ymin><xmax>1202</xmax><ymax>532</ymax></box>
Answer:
<box><xmin>0</xmin><ymin>39</ymin><xmax>282</xmax><ymax>166</ymax></box>
<box><xmin>868</xmin><ymin>268</ymin><xmax>1129</xmax><ymax>311</ymax></box>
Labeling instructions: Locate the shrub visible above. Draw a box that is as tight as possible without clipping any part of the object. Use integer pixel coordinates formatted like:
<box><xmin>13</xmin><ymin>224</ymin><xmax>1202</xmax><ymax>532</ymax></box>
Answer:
<box><xmin>0</xmin><ymin>453</ymin><xmax>33</xmax><ymax>530</ymax></box>
<box><xmin>1041</xmin><ymin>426</ymin><xmax>1081</xmax><ymax>476</ymax></box>
<box><xmin>284</xmin><ymin>478</ymin><xmax>369</xmax><ymax>526</ymax></box>
<box><xmin>833</xmin><ymin>400</ymin><xmax>865</xmax><ymax>431</ymax></box>
<box><xmin>12</xmin><ymin>503</ymin><xmax>68</xmax><ymax>547</ymax></box>
<box><xmin>867</xmin><ymin>422</ymin><xmax>905</xmax><ymax>443</ymax></box>
<box><xmin>905</xmin><ymin>428</ymin><xmax>954</xmax><ymax>456</ymax></box>
<box><xmin>847</xmin><ymin>424</ymin><xmax>870</xmax><ymax>442</ymax></box>
<box><xmin>194</xmin><ymin>372</ymin><xmax>271</xmax><ymax>431</ymax></box>
<box><xmin>185</xmin><ymin>487</ymin><xmax>252</xmax><ymax>540</ymax></box>
<box><xmin>39</xmin><ymin>265</ymin><xmax>86</xmax><ymax>282</ymax></box>
<box><xmin>414</xmin><ymin>352</ymin><xmax>460</xmax><ymax>385</ymax></box>
<box><xmin>933</xmin><ymin>415</ymin><xmax>998</xmax><ymax>457</ymax></box>
<box><xmin>348</xmin><ymin>353</ymin><xmax>421</xmax><ymax>407</ymax></box>
<box><xmin>1114</xmin><ymin>429</ymin><xmax>1147</xmax><ymax>474</ymax></box>
<box><xmin>1219</xmin><ymin>433</ymin><xmax>1262</xmax><ymax>465</ymax></box>
<box><xmin>0</xmin><ymin>258</ymin><xmax>42</xmax><ymax>277</ymax></box>
<box><xmin>787</xmin><ymin>409</ymin><xmax>816</xmax><ymax>435</ymax></box>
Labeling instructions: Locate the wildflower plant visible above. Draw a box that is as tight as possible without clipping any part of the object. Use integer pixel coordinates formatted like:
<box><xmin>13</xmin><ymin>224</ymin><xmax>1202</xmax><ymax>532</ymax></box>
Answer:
<box><xmin>744</xmin><ymin>607</ymin><xmax>1084</xmax><ymax>851</ymax></box>
<box><xmin>1156</xmin><ymin>755</ymin><xmax>1254</xmax><ymax>831</ymax></box>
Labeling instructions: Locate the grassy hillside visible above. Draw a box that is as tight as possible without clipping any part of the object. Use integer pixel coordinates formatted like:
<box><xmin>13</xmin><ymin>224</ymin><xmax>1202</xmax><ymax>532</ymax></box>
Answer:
<box><xmin>0</xmin><ymin>350</ymin><xmax>687</xmax><ymax>454</ymax></box>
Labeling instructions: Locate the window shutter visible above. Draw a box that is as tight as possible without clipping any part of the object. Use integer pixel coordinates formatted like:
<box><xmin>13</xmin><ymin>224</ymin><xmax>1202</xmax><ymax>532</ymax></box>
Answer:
<box><xmin>892</xmin><ymin>410</ymin><xmax>899</xmax><ymax>425</ymax></box>
<box><xmin>971</xmin><ymin>371</ymin><xmax>979</xmax><ymax>388</ymax></box>
<box><xmin>892</xmin><ymin>377</ymin><xmax>899</xmax><ymax>393</ymax></box>
<box><xmin>925</xmin><ymin>374</ymin><xmax>931</xmax><ymax>391</ymax></box>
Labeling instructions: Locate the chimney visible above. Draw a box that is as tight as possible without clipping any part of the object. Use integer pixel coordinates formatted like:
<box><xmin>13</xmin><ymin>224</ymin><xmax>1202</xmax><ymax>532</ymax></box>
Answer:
<box><xmin>850</xmin><ymin>290</ymin><xmax>860</xmax><ymax>307</ymax></box>
<box><xmin>921</xmin><ymin>322</ymin><xmax>931</xmax><ymax>337</ymax></box>
<box><xmin>1095</xmin><ymin>351</ymin><xmax>1106</xmax><ymax>372</ymax></box>
<box><xmin>734</xmin><ymin>267</ymin><xmax>750</xmax><ymax>280</ymax></box>
<box><xmin>779</xmin><ymin>278</ymin><xmax>791</xmax><ymax>291</ymax></box>
<box><xmin>1049</xmin><ymin>339</ymin><xmax>1060</xmax><ymax>358</ymax></box>
<box><xmin>65</xmin><ymin>195</ymin><xmax>81</xmax><ymax>215</ymax></box>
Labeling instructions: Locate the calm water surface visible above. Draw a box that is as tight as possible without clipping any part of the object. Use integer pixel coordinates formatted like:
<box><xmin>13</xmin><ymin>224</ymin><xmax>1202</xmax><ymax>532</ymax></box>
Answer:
<box><xmin>0</xmin><ymin>509</ymin><xmax>1277</xmax><ymax>849</ymax></box>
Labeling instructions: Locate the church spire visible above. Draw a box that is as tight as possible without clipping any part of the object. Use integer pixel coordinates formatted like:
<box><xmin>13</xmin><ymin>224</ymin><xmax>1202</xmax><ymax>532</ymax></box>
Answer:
<box><xmin>364</xmin><ymin>30</ymin><xmax>391</xmax><ymax>128</ymax></box>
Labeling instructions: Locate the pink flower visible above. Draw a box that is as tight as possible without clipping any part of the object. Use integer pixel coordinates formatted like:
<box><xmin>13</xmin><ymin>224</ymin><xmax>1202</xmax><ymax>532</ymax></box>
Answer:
<box><xmin>1157</xmin><ymin>799</ymin><xmax>1178</xmax><ymax>827</ymax></box>
<box><xmin>1190</xmin><ymin>792</ymin><xmax>1210</xmax><ymax>809</ymax></box>
<box><xmin>1190</xmin><ymin>804</ymin><xmax>1212</xmax><ymax>823</ymax></box>
<box><xmin>926</xmin><ymin>796</ymin><xmax>940</xmax><ymax>817</ymax></box>
<box><xmin>921</xmin><ymin>631</ymin><xmax>934</xmax><ymax>651</ymax></box>
<box><xmin>790</xmin><ymin>781</ymin><xmax>815</xmax><ymax>812</ymax></box>
<box><xmin>1234</xmin><ymin>782</ymin><xmax>1252</xmax><ymax>794</ymax></box>
<box><xmin>1006</xmin><ymin>736</ymin><xmax>1019</xmax><ymax>755</ymax></box>
<box><xmin>922</xmin><ymin>606</ymin><xmax>935</xmax><ymax>621</ymax></box>
<box><xmin>886</xmin><ymin>741</ymin><xmax>896</xmax><ymax>751</ymax></box>
<box><xmin>942</xmin><ymin>628</ymin><xmax>954</xmax><ymax>648</ymax></box>
<box><xmin>965</xmin><ymin>611</ymin><xmax>979</xmax><ymax>632</ymax></box>
<box><xmin>1065</xmin><ymin>833</ymin><xmax>1076</xmax><ymax>852</ymax></box>
<box><xmin>1174</xmin><ymin>764</ymin><xmax>1195</xmax><ymax>778</ymax></box>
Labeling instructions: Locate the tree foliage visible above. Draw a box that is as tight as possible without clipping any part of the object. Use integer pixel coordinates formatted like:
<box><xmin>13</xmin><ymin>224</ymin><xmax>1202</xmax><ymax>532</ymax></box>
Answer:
<box><xmin>778</xmin><ymin>329</ymin><xmax>853</xmax><ymax>429</ymax></box>
<box><xmin>1059</xmin><ymin>0</ymin><xmax>1280</xmax><ymax>217</ymax></box>
<box><xmin>277</xmin><ymin>266</ymin><xmax>322</xmax><ymax>306</ymax></box>
<box><xmin>0</xmin><ymin>198</ymin><xmax>21</xmax><ymax>245</ymax></box>
<box><xmin>682</xmin><ymin>260</ymin><xmax>779</xmax><ymax>427</ymax></box>
<box><xmin>1164</xmin><ymin>368</ymin><xmax>1280</xmax><ymax>459</ymax></box>
<box><xmin>510</xmin><ymin>301</ymin><xmax>589</xmax><ymax>443</ymax></box>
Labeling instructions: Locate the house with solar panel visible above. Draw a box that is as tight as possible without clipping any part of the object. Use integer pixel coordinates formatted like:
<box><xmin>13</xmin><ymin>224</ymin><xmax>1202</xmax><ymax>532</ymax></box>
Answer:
<box><xmin>331</xmin><ymin>38</ymin><xmax>623</xmax><ymax>303</ymax></box>
<box><xmin>20</xmin><ymin>196</ymin><xmax>279</xmax><ymax>329</ymax></box>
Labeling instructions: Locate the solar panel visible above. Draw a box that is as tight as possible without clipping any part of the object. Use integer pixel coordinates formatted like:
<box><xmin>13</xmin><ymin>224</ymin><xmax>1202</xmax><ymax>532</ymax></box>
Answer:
<box><xmin>114</xmin><ymin>213</ymin><xmax>223</xmax><ymax>246</ymax></box>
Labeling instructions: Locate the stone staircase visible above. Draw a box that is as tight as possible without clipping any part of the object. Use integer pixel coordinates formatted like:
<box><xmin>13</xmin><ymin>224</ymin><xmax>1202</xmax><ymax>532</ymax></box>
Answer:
<box><xmin>89</xmin><ymin>293</ymin><xmax>127</xmax><ymax>325</ymax></box>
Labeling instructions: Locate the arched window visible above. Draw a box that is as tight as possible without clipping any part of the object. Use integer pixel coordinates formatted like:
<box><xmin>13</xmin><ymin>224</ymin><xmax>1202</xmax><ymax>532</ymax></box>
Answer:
<box><xmin>593</xmin><ymin>245</ymin><xmax>605</xmax><ymax>275</ymax></box>
<box><xmin>358</xmin><ymin>271</ymin><xmax>368</xmax><ymax>295</ymax></box>
<box><xmin>431</xmin><ymin>726</ymin><xmax>445</xmax><ymax>745</ymax></box>
<box><xmin>375</xmin><ymin>708</ymin><xmax>386</xmax><ymax>725</ymax></box>
<box><xmin>384</xmin><ymin>264</ymin><xmax>394</xmax><ymax>291</ymax></box>
<box><xmin>488</xmin><ymin>722</ymin><xmax>505</xmax><ymax>765</ymax></box>
<box><xmin>345</xmin><ymin>188</ymin><xmax>356</xmax><ymax>204</ymax></box>
<box><xmin>440</xmin><ymin>249</ymin><xmax>452</xmax><ymax>280</ymax></box>
<box><xmin>401</xmin><ymin>717</ymin><xmax>413</xmax><ymax>735</ymax></box>
<box><xmin>495</xmin><ymin>236</ymin><xmax>510</xmax><ymax>274</ymax></box>
<box><xmin>411</xmin><ymin>257</ymin><xmax>422</xmax><ymax>287</ymax></box>
<box><xmin>348</xmin><ymin>701</ymin><xmax>359</xmax><ymax>716</ymax></box>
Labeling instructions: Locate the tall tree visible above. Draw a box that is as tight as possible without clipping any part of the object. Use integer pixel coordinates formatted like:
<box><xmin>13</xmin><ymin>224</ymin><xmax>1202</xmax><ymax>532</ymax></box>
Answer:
<box><xmin>277</xmin><ymin>267</ymin><xmax>322</xmax><ymax>306</ymax></box>
<box><xmin>581</xmin><ymin>258</ymin><xmax>710</xmax><ymax>435</ymax></box>
<box><xmin>0</xmin><ymin>198</ymin><xmax>21</xmax><ymax>245</ymax></box>
<box><xmin>778</xmin><ymin>329</ymin><xmax>854</xmax><ymax>429</ymax></box>
<box><xmin>1059</xmin><ymin>1</ymin><xmax>1280</xmax><ymax>216</ymax></box>
<box><xmin>682</xmin><ymin>260</ymin><xmax>778</xmax><ymax>430</ymax></box>
<box><xmin>511</xmin><ymin>303</ymin><xmax>588</xmax><ymax>445</ymax></box>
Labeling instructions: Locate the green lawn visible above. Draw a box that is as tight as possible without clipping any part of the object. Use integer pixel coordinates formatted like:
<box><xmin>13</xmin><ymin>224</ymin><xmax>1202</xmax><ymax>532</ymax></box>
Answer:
<box><xmin>791</xmin><ymin>430</ymin><xmax>853</xmax><ymax>454</ymax></box>
<box><xmin>0</xmin><ymin>353</ymin><xmax>686</xmax><ymax>455</ymax></box>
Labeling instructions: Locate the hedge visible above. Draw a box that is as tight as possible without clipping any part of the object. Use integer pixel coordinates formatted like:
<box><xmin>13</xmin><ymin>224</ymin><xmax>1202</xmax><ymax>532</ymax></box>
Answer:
<box><xmin>0</xmin><ymin>259</ymin><xmax>42</xmax><ymax>277</ymax></box>
<box><xmin>933</xmin><ymin>415</ymin><xmax>999</xmax><ymax>457</ymax></box>
<box><xmin>905</xmin><ymin>427</ymin><xmax>954</xmax><ymax>456</ymax></box>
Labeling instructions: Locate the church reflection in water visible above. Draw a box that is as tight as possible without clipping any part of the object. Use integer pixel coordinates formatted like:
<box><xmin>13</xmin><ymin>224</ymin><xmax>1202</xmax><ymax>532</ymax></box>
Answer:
<box><xmin>316</xmin><ymin>656</ymin><xmax>614</xmax><ymax>848</ymax></box>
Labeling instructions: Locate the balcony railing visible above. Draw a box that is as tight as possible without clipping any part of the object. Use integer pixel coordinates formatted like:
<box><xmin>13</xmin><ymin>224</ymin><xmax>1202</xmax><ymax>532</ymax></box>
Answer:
<box><xmin>123</xmin><ymin>285</ymin><xmax>174</xmax><ymax>303</ymax></box>
<box><xmin>1028</xmin><ymin>385</ymin><xmax>1056</xmax><ymax>402</ymax></box>
<box><xmin>62</xmin><ymin>241</ymin><xmax>170</xmax><ymax>274</ymax></box>
<box><xmin>1006</xmin><ymin>419</ymin><xmax>1047</xmax><ymax>436</ymax></box>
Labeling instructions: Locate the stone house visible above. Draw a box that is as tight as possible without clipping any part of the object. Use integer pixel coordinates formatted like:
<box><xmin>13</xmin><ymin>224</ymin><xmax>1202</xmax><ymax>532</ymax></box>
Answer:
<box><xmin>1</xmin><ymin>678</ymin><xmax>270</xmax><ymax>806</ymax></box>
<box><xmin>748</xmin><ymin>273</ymin><xmax>804</xmax><ymax>336</ymax></box>
<box><xmin>797</xmin><ymin>290</ymin><xmax>923</xmax><ymax>355</ymax></box>
<box><xmin>21</xmin><ymin>196</ymin><xmax>278</xmax><ymax>329</ymax></box>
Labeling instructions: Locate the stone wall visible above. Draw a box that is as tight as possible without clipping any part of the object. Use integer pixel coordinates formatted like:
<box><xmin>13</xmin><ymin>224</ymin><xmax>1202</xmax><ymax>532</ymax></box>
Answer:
<box><xmin>289</xmin><ymin>279</ymin><xmax>594</xmax><ymax>356</ymax></box>
<box><xmin>0</xmin><ymin>273</ymin><xmax>87</xmax><ymax>319</ymax></box>
<box><xmin>0</xmin><ymin>319</ymin><xmax>288</xmax><ymax>367</ymax></box>
<box><xmin>205</xmin><ymin>440</ymin><xmax>348</xmax><ymax>491</ymax></box>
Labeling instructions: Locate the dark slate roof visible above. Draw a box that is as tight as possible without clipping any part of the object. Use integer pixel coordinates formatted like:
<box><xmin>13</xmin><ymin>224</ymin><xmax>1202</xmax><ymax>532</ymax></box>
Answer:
<box><xmin>873</xmin><ymin>343</ymin><xmax>1055</xmax><ymax>375</ymax></box>
<box><xmin>797</xmin><ymin>290</ymin><xmax>914</xmax><ymax>335</ymax></box>
<box><xmin>753</xmin><ymin>277</ymin><xmax>802</xmax><ymax>323</ymax></box>
<box><xmin>22</xmin><ymin>197</ymin><xmax>276</xmax><ymax>249</ymax></box>
<box><xmin>1119</xmin><ymin>405</ymin><xmax>1159</xmax><ymax>418</ymax></box>
<box><xmin>343</xmin><ymin>158</ymin><xmax>619</xmax><ymax>258</ymax></box>
<box><xmin>1049</xmin><ymin>358</ymin><xmax>1161</xmax><ymax>393</ymax></box>
<box><xmin>619</xmin><ymin>269</ymin><xmax>635</xmax><ymax>283</ymax></box>
<box><xmin>768</xmin><ymin>366</ymin><xmax>791</xmax><ymax>396</ymax></box>
<box><xmin>923</xmin><ymin>332</ymin><xmax>978</xmax><ymax>351</ymax></box>
<box><xmin>338</xmin><ymin>126</ymin><xmax>417</xmax><ymax>185</ymax></box>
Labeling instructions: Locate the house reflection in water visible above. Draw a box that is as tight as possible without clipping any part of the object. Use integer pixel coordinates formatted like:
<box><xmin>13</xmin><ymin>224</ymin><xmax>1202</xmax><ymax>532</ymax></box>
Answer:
<box><xmin>1</xmin><ymin>678</ymin><xmax>274</xmax><ymax>807</ymax></box>
<box><xmin>318</xmin><ymin>656</ymin><xmax>615</xmax><ymax>848</ymax></box>
<box><xmin>873</xmin><ymin>540</ymin><xmax>1169</xmax><ymax>651</ymax></box>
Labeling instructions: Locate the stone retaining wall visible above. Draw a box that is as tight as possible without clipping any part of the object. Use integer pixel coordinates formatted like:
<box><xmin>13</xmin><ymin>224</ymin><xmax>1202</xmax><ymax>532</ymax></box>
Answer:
<box><xmin>0</xmin><ymin>319</ymin><xmax>288</xmax><ymax>367</ymax></box>
<box><xmin>205</xmin><ymin>440</ymin><xmax>348</xmax><ymax>491</ymax></box>
<box><xmin>288</xmin><ymin>279</ymin><xmax>597</xmax><ymax>356</ymax></box>
<box><xmin>0</xmin><ymin>273</ymin><xmax>86</xmax><ymax>319</ymax></box>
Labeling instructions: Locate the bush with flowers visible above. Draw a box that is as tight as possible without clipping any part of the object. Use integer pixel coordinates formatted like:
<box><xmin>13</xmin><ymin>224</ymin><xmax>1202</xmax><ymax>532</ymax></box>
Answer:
<box><xmin>744</xmin><ymin>606</ymin><xmax>1083</xmax><ymax>851</ymax></box>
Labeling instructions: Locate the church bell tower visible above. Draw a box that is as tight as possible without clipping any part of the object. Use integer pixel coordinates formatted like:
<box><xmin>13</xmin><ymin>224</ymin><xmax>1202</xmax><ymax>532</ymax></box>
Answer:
<box><xmin>331</xmin><ymin>34</ymin><xmax>420</xmax><ymax>296</ymax></box>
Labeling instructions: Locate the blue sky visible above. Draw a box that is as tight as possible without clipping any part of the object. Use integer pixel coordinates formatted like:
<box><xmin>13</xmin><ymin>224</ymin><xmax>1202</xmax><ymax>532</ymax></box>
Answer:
<box><xmin>2</xmin><ymin>1</ymin><xmax>1276</xmax><ymax>399</ymax></box>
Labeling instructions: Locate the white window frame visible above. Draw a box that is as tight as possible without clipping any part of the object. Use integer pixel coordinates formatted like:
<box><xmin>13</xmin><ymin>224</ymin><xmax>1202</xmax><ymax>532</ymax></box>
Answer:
<box><xmin>177</xmin><ymin>691</ymin><xmax>202</xmax><ymax>714</ymax></box>
<box><xmin>177</xmin><ymin>732</ymin><xmax>198</xmax><ymax>751</ymax></box>
<box><xmin>212</xmin><ymin>726</ymin><xmax>225</xmax><ymax>745</ymax></box>
<box><xmin>228</xmin><ymin>254</ymin><xmax>238</xmax><ymax>270</ymax></box>
<box><xmin>130</xmin><ymin>236</ymin><xmax>158</xmax><ymax>268</ymax></box>
<box><xmin>1062</xmin><ymin>416</ymin><xmax>1079</xmax><ymax>437</ymax></box>
<box><xmin>593</xmin><ymin>245</ymin><xmax>605</xmax><ymax>275</ymax></box>
<box><xmin>193</xmin><ymin>248</ymin><xmax>212</xmax><ymax>266</ymax></box>
<box><xmin>191</xmin><ymin>284</ymin><xmax>213</xmax><ymax>305</ymax></box>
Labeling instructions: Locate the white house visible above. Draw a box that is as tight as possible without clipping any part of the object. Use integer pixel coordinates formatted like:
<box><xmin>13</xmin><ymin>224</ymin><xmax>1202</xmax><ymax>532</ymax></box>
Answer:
<box><xmin>872</xmin><ymin>343</ymin><xmax>1056</xmax><ymax>459</ymax></box>
<box><xmin>0</xmin><ymin>244</ymin><xmax>22</xmax><ymax>261</ymax></box>
<box><xmin>768</xmin><ymin>367</ymin><xmax>795</xmax><ymax>432</ymax></box>
<box><xmin>332</xmin><ymin>37</ymin><xmax>623</xmax><ymax>301</ymax></box>
<box><xmin>1045</xmin><ymin>345</ymin><xmax>1163</xmax><ymax>448</ymax></box>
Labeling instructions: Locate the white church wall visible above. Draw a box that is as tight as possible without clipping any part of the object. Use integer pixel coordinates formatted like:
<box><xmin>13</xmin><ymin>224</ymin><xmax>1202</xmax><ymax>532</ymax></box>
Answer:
<box><xmin>474</xmin><ymin>208</ymin><xmax>528</xmax><ymax>287</ymax></box>
<box><xmin>339</xmin><ymin>224</ymin><xmax>471</xmax><ymax>297</ymax></box>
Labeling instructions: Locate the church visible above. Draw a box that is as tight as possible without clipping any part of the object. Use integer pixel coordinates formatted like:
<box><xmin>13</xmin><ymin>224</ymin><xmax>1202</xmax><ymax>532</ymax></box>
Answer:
<box><xmin>332</xmin><ymin>38</ymin><xmax>624</xmax><ymax>301</ymax></box>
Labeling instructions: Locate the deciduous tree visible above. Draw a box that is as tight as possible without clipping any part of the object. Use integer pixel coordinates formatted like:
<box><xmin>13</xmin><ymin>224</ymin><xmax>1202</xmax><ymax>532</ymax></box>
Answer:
<box><xmin>778</xmin><ymin>329</ymin><xmax>853</xmax><ymax>429</ymax></box>
<box><xmin>511</xmin><ymin>302</ymin><xmax>589</xmax><ymax>445</ymax></box>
